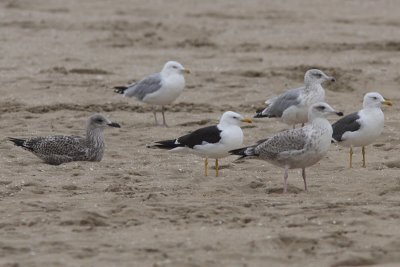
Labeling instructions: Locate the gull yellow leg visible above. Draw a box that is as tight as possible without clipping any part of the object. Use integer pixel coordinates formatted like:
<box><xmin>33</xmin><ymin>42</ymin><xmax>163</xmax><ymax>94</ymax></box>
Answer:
<box><xmin>349</xmin><ymin>147</ymin><xmax>353</xmax><ymax>168</ymax></box>
<box><xmin>362</xmin><ymin>146</ymin><xmax>366</xmax><ymax>168</ymax></box>
<box><xmin>215</xmin><ymin>158</ymin><xmax>219</xmax><ymax>177</ymax></box>
<box><xmin>204</xmin><ymin>158</ymin><xmax>208</xmax><ymax>176</ymax></box>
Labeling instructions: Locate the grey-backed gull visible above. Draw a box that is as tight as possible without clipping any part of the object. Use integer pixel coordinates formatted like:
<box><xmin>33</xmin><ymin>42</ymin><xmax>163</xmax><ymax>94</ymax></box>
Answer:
<box><xmin>254</xmin><ymin>69</ymin><xmax>335</xmax><ymax>128</ymax></box>
<box><xmin>114</xmin><ymin>61</ymin><xmax>190</xmax><ymax>127</ymax></box>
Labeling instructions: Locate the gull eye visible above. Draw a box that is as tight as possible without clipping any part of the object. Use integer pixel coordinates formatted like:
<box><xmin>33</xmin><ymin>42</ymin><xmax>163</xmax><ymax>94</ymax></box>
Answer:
<box><xmin>317</xmin><ymin>106</ymin><xmax>325</xmax><ymax>111</ymax></box>
<box><xmin>372</xmin><ymin>96</ymin><xmax>378</xmax><ymax>100</ymax></box>
<box><xmin>96</xmin><ymin>118</ymin><xmax>104</xmax><ymax>123</ymax></box>
<box><xmin>233</xmin><ymin>116</ymin><xmax>238</xmax><ymax>119</ymax></box>
<box><xmin>172</xmin><ymin>65</ymin><xmax>178</xmax><ymax>69</ymax></box>
<box><xmin>314</xmin><ymin>73</ymin><xmax>322</xmax><ymax>78</ymax></box>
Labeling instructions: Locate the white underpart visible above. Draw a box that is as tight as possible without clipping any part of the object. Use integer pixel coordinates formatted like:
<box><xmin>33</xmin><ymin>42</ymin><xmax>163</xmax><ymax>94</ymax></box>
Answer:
<box><xmin>142</xmin><ymin>71</ymin><xmax>185</xmax><ymax>105</ymax></box>
<box><xmin>192</xmin><ymin>124</ymin><xmax>244</xmax><ymax>159</ymax></box>
<box><xmin>169</xmin><ymin>111</ymin><xmax>245</xmax><ymax>159</ymax></box>
<box><xmin>281</xmin><ymin>85</ymin><xmax>325</xmax><ymax>125</ymax></box>
<box><xmin>340</xmin><ymin>108</ymin><xmax>384</xmax><ymax>147</ymax></box>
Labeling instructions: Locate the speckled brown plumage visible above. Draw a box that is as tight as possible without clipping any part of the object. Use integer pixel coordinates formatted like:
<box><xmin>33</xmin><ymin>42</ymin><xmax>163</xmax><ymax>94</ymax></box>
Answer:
<box><xmin>9</xmin><ymin>114</ymin><xmax>120</xmax><ymax>165</ymax></box>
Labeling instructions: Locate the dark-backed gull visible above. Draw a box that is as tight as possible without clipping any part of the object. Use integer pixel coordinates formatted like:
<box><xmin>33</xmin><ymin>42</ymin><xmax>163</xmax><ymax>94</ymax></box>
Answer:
<box><xmin>332</xmin><ymin>92</ymin><xmax>392</xmax><ymax>168</ymax></box>
<box><xmin>151</xmin><ymin>111</ymin><xmax>252</xmax><ymax>176</ymax></box>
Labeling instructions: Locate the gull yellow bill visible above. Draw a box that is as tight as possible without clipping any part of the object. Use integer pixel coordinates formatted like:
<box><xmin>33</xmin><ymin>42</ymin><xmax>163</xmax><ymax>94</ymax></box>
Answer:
<box><xmin>241</xmin><ymin>118</ymin><xmax>253</xmax><ymax>123</ymax></box>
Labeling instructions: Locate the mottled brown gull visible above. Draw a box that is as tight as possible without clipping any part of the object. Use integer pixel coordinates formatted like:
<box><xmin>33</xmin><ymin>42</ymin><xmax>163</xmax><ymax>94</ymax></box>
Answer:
<box><xmin>233</xmin><ymin>103</ymin><xmax>343</xmax><ymax>193</ymax></box>
<box><xmin>9</xmin><ymin>114</ymin><xmax>120</xmax><ymax>165</ymax></box>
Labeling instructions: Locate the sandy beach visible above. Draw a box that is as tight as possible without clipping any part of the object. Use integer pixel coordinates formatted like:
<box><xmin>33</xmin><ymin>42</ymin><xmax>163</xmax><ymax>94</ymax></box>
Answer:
<box><xmin>1</xmin><ymin>0</ymin><xmax>400</xmax><ymax>266</ymax></box>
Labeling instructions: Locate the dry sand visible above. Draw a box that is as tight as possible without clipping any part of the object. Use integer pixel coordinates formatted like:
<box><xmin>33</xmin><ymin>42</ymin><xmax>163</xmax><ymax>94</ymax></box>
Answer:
<box><xmin>1</xmin><ymin>0</ymin><xmax>400</xmax><ymax>266</ymax></box>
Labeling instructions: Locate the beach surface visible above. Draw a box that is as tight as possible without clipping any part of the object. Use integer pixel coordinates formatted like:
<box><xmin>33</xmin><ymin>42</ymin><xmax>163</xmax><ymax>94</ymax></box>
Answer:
<box><xmin>1</xmin><ymin>0</ymin><xmax>400</xmax><ymax>266</ymax></box>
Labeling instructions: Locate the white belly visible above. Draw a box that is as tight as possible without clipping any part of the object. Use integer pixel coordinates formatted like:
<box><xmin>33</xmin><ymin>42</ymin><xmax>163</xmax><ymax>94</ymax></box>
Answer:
<box><xmin>281</xmin><ymin>88</ymin><xmax>325</xmax><ymax>125</ymax></box>
<box><xmin>143</xmin><ymin>74</ymin><xmax>185</xmax><ymax>105</ymax></box>
<box><xmin>340</xmin><ymin>109</ymin><xmax>384</xmax><ymax>147</ymax></box>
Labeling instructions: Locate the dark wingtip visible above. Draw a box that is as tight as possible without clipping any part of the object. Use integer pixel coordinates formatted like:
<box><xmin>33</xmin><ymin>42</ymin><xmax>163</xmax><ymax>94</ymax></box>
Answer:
<box><xmin>229</xmin><ymin>147</ymin><xmax>246</xmax><ymax>156</ymax></box>
<box><xmin>336</xmin><ymin>111</ymin><xmax>344</xmax><ymax>116</ymax></box>
<box><xmin>253</xmin><ymin>113</ymin><xmax>265</xmax><ymax>118</ymax></box>
<box><xmin>114</xmin><ymin>86</ymin><xmax>127</xmax><ymax>94</ymax></box>
<box><xmin>8</xmin><ymin>137</ymin><xmax>26</xmax><ymax>147</ymax></box>
<box><xmin>331</xmin><ymin>138</ymin><xmax>339</xmax><ymax>144</ymax></box>
<box><xmin>108</xmin><ymin>122</ymin><xmax>121</xmax><ymax>128</ymax></box>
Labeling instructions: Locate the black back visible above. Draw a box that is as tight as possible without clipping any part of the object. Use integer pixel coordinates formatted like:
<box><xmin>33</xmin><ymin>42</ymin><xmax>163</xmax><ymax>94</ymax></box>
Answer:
<box><xmin>178</xmin><ymin>125</ymin><xmax>222</xmax><ymax>148</ymax></box>
<box><xmin>332</xmin><ymin>112</ymin><xmax>361</xmax><ymax>142</ymax></box>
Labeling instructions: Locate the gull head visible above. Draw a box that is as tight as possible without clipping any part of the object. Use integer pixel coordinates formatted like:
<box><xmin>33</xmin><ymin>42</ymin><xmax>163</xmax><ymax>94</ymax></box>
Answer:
<box><xmin>363</xmin><ymin>92</ymin><xmax>393</xmax><ymax>109</ymax></box>
<box><xmin>162</xmin><ymin>61</ymin><xmax>190</xmax><ymax>76</ymax></box>
<box><xmin>219</xmin><ymin>111</ymin><xmax>253</xmax><ymax>126</ymax></box>
<box><xmin>304</xmin><ymin>69</ymin><xmax>335</xmax><ymax>86</ymax></box>
<box><xmin>308</xmin><ymin>102</ymin><xmax>343</xmax><ymax>121</ymax></box>
<box><xmin>88</xmin><ymin>114</ymin><xmax>121</xmax><ymax>130</ymax></box>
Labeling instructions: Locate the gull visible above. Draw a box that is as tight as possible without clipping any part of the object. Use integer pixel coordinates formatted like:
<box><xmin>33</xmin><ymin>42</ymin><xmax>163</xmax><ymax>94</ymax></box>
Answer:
<box><xmin>114</xmin><ymin>61</ymin><xmax>190</xmax><ymax>127</ymax></box>
<box><xmin>232</xmin><ymin>102</ymin><xmax>343</xmax><ymax>193</ymax></box>
<box><xmin>332</xmin><ymin>92</ymin><xmax>392</xmax><ymax>168</ymax></box>
<box><xmin>9</xmin><ymin>114</ymin><xmax>120</xmax><ymax>165</ymax></box>
<box><xmin>150</xmin><ymin>111</ymin><xmax>252</xmax><ymax>176</ymax></box>
<box><xmin>254</xmin><ymin>69</ymin><xmax>335</xmax><ymax>128</ymax></box>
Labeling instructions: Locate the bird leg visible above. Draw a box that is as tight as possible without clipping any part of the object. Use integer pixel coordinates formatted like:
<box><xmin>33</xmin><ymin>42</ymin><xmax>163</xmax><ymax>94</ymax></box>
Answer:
<box><xmin>215</xmin><ymin>158</ymin><xmax>219</xmax><ymax>177</ymax></box>
<box><xmin>161</xmin><ymin>106</ymin><xmax>168</xmax><ymax>127</ymax></box>
<box><xmin>362</xmin><ymin>146</ymin><xmax>366</xmax><ymax>168</ymax></box>
<box><xmin>302</xmin><ymin>167</ymin><xmax>308</xmax><ymax>192</ymax></box>
<box><xmin>204</xmin><ymin>158</ymin><xmax>208</xmax><ymax>176</ymax></box>
<box><xmin>349</xmin><ymin>147</ymin><xmax>353</xmax><ymax>168</ymax></box>
<box><xmin>283</xmin><ymin>166</ymin><xmax>289</xmax><ymax>193</ymax></box>
<box><xmin>152</xmin><ymin>107</ymin><xmax>159</xmax><ymax>125</ymax></box>
<box><xmin>292</xmin><ymin>125</ymin><xmax>296</xmax><ymax>129</ymax></box>
<box><xmin>301</xmin><ymin>123</ymin><xmax>305</xmax><ymax>127</ymax></box>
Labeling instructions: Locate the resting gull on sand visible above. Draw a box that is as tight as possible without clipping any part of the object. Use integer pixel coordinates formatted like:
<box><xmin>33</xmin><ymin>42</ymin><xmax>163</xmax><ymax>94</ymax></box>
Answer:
<box><xmin>114</xmin><ymin>61</ymin><xmax>190</xmax><ymax>127</ymax></box>
<box><xmin>332</xmin><ymin>92</ymin><xmax>392</xmax><ymax>168</ymax></box>
<box><xmin>9</xmin><ymin>114</ymin><xmax>120</xmax><ymax>165</ymax></box>
<box><xmin>254</xmin><ymin>69</ymin><xmax>335</xmax><ymax>128</ymax></box>
<box><xmin>150</xmin><ymin>111</ymin><xmax>252</xmax><ymax>177</ymax></box>
<box><xmin>232</xmin><ymin>102</ymin><xmax>343</xmax><ymax>193</ymax></box>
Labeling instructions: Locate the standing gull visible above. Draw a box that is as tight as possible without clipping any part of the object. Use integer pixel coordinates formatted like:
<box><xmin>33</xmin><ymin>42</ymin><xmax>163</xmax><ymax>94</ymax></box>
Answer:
<box><xmin>254</xmin><ymin>69</ymin><xmax>335</xmax><ymax>128</ymax></box>
<box><xmin>150</xmin><ymin>111</ymin><xmax>252</xmax><ymax>176</ymax></box>
<box><xmin>232</xmin><ymin>103</ymin><xmax>343</xmax><ymax>193</ymax></box>
<box><xmin>114</xmin><ymin>61</ymin><xmax>190</xmax><ymax>127</ymax></box>
<box><xmin>9</xmin><ymin>114</ymin><xmax>121</xmax><ymax>165</ymax></box>
<box><xmin>332</xmin><ymin>92</ymin><xmax>392</xmax><ymax>168</ymax></box>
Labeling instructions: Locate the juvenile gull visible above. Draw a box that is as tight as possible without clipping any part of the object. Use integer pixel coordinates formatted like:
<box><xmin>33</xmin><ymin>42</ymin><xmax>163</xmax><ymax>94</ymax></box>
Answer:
<box><xmin>332</xmin><ymin>92</ymin><xmax>392</xmax><ymax>168</ymax></box>
<box><xmin>233</xmin><ymin>103</ymin><xmax>343</xmax><ymax>193</ymax></box>
<box><xmin>9</xmin><ymin>114</ymin><xmax>121</xmax><ymax>165</ymax></box>
<box><xmin>150</xmin><ymin>111</ymin><xmax>252</xmax><ymax>177</ymax></box>
<box><xmin>114</xmin><ymin>61</ymin><xmax>190</xmax><ymax>127</ymax></box>
<box><xmin>254</xmin><ymin>69</ymin><xmax>335</xmax><ymax>128</ymax></box>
